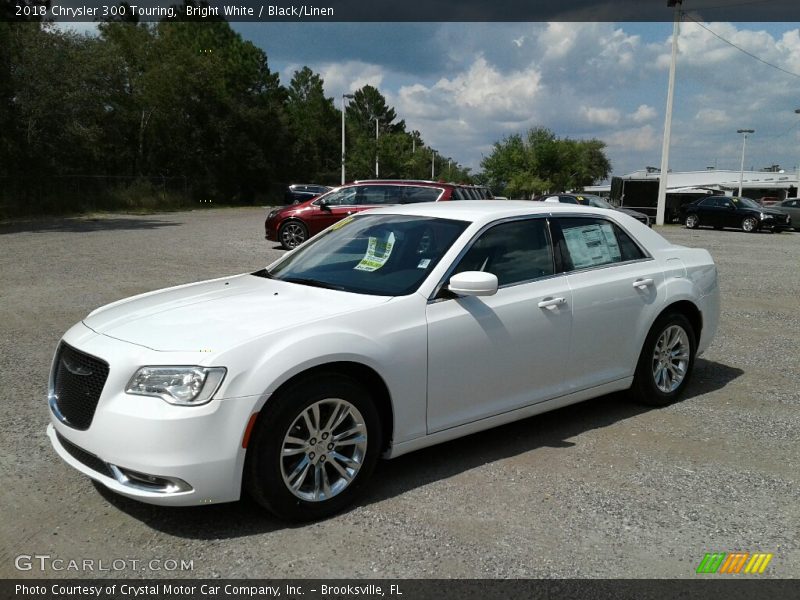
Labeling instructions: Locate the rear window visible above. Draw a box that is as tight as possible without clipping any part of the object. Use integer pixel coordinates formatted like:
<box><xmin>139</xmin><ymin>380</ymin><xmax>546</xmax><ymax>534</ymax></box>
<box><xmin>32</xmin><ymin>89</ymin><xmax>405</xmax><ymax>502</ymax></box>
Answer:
<box><xmin>557</xmin><ymin>217</ymin><xmax>645</xmax><ymax>270</ymax></box>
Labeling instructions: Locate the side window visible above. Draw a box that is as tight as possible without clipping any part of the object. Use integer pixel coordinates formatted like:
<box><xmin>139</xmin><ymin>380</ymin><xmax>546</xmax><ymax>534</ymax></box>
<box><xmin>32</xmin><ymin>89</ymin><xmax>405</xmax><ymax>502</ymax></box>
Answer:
<box><xmin>557</xmin><ymin>217</ymin><xmax>645</xmax><ymax>271</ymax></box>
<box><xmin>354</xmin><ymin>185</ymin><xmax>402</xmax><ymax>205</ymax></box>
<box><xmin>699</xmin><ymin>197</ymin><xmax>717</xmax><ymax>207</ymax></box>
<box><xmin>453</xmin><ymin>219</ymin><xmax>555</xmax><ymax>286</ymax></box>
<box><xmin>401</xmin><ymin>186</ymin><xmax>443</xmax><ymax>204</ymax></box>
<box><xmin>321</xmin><ymin>188</ymin><xmax>357</xmax><ymax>206</ymax></box>
<box><xmin>559</xmin><ymin>195</ymin><xmax>580</xmax><ymax>204</ymax></box>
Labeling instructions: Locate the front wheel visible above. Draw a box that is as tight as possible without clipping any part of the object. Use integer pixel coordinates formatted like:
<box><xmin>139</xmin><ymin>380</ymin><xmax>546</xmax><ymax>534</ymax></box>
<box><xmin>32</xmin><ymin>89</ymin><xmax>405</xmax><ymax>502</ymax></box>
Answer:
<box><xmin>245</xmin><ymin>374</ymin><xmax>382</xmax><ymax>522</ymax></box>
<box><xmin>685</xmin><ymin>214</ymin><xmax>699</xmax><ymax>229</ymax></box>
<box><xmin>629</xmin><ymin>312</ymin><xmax>696</xmax><ymax>407</ymax></box>
<box><xmin>741</xmin><ymin>216</ymin><xmax>758</xmax><ymax>233</ymax></box>
<box><xmin>279</xmin><ymin>220</ymin><xmax>308</xmax><ymax>249</ymax></box>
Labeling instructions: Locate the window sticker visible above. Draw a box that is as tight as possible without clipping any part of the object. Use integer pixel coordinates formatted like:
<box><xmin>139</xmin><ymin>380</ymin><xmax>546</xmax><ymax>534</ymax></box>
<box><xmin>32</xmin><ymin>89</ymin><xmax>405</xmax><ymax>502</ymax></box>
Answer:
<box><xmin>417</xmin><ymin>258</ymin><xmax>431</xmax><ymax>269</ymax></box>
<box><xmin>563</xmin><ymin>223</ymin><xmax>621</xmax><ymax>269</ymax></box>
<box><xmin>354</xmin><ymin>232</ymin><xmax>396</xmax><ymax>272</ymax></box>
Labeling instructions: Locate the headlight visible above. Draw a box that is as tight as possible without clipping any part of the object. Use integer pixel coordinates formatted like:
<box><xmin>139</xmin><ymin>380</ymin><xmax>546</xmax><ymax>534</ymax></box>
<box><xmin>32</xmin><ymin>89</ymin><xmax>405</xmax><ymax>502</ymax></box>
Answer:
<box><xmin>126</xmin><ymin>366</ymin><xmax>226</xmax><ymax>406</ymax></box>
<box><xmin>267</xmin><ymin>209</ymin><xmax>279</xmax><ymax>220</ymax></box>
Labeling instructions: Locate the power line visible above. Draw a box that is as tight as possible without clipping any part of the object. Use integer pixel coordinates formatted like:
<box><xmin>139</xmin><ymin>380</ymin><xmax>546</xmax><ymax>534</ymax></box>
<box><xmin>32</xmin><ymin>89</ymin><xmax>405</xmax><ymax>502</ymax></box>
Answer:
<box><xmin>681</xmin><ymin>13</ymin><xmax>800</xmax><ymax>80</ymax></box>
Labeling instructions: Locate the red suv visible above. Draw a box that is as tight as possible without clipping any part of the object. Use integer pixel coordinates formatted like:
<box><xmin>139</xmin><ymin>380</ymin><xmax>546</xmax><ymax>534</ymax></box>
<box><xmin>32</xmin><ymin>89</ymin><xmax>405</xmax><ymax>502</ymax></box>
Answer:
<box><xmin>265</xmin><ymin>180</ymin><xmax>494</xmax><ymax>249</ymax></box>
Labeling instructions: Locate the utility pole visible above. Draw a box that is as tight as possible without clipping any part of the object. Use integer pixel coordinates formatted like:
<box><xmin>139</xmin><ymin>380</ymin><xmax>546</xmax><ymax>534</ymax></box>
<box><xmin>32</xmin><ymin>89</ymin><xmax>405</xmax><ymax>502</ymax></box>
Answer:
<box><xmin>656</xmin><ymin>0</ymin><xmax>682</xmax><ymax>226</ymax></box>
<box><xmin>737</xmin><ymin>129</ymin><xmax>754</xmax><ymax>197</ymax></box>
<box><xmin>431</xmin><ymin>150</ymin><xmax>436</xmax><ymax>179</ymax></box>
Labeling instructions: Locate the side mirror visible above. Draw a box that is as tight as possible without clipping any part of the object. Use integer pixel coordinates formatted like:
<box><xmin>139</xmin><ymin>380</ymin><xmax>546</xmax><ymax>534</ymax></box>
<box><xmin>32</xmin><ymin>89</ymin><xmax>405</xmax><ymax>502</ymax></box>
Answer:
<box><xmin>448</xmin><ymin>271</ymin><xmax>498</xmax><ymax>297</ymax></box>
<box><xmin>318</xmin><ymin>199</ymin><xmax>331</xmax><ymax>212</ymax></box>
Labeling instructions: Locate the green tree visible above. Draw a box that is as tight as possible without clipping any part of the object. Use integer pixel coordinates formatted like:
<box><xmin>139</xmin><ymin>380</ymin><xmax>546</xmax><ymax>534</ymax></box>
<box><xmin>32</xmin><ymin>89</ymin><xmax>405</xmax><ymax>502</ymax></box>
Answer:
<box><xmin>285</xmin><ymin>67</ymin><xmax>339</xmax><ymax>183</ymax></box>
<box><xmin>481</xmin><ymin>127</ymin><xmax>610</xmax><ymax>198</ymax></box>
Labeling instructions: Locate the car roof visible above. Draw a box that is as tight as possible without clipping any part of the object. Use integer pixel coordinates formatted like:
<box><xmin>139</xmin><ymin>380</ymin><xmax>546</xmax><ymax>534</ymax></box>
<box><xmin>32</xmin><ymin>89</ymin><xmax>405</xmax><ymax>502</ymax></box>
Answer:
<box><xmin>365</xmin><ymin>200</ymin><xmax>607</xmax><ymax>221</ymax></box>
<box><xmin>363</xmin><ymin>201</ymin><xmax>673</xmax><ymax>250</ymax></box>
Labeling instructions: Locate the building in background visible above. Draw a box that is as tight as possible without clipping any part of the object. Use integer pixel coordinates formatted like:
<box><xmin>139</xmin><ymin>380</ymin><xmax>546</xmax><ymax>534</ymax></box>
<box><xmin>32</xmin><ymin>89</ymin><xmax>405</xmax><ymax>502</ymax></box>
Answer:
<box><xmin>585</xmin><ymin>167</ymin><xmax>799</xmax><ymax>223</ymax></box>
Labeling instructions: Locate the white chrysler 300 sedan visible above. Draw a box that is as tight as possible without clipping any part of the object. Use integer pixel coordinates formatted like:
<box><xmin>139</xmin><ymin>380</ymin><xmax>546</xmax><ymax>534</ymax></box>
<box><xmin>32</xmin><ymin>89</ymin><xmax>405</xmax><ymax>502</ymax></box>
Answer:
<box><xmin>48</xmin><ymin>202</ymin><xmax>719</xmax><ymax>521</ymax></box>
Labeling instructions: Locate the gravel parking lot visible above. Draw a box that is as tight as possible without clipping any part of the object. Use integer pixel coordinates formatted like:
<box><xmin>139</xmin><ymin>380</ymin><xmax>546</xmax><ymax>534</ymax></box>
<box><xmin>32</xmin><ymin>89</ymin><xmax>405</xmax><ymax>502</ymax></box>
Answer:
<box><xmin>1</xmin><ymin>207</ymin><xmax>798</xmax><ymax>579</ymax></box>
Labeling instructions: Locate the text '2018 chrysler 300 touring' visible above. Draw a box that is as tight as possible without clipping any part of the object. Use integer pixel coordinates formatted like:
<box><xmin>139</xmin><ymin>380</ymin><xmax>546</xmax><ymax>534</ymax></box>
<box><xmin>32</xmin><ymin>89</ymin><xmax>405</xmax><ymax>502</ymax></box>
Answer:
<box><xmin>48</xmin><ymin>202</ymin><xmax>719</xmax><ymax>521</ymax></box>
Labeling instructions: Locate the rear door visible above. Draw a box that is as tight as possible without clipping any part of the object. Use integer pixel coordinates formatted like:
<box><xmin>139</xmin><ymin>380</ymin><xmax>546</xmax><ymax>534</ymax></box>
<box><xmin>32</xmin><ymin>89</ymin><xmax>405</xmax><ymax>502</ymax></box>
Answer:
<box><xmin>552</xmin><ymin>216</ymin><xmax>665</xmax><ymax>391</ymax></box>
<box><xmin>698</xmin><ymin>197</ymin><xmax>725</xmax><ymax>227</ymax></box>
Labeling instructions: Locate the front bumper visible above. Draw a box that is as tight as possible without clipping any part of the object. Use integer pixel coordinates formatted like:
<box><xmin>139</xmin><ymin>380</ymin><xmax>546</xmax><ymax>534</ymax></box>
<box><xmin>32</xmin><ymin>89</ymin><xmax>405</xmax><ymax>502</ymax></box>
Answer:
<box><xmin>48</xmin><ymin>326</ymin><xmax>262</xmax><ymax>506</ymax></box>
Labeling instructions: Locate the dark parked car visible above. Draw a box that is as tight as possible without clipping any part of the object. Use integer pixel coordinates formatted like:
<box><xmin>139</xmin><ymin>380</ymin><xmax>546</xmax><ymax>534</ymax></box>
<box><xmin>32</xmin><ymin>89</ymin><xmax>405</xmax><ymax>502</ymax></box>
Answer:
<box><xmin>771</xmin><ymin>198</ymin><xmax>800</xmax><ymax>231</ymax></box>
<box><xmin>266</xmin><ymin>180</ymin><xmax>482</xmax><ymax>249</ymax></box>
<box><xmin>535</xmin><ymin>193</ymin><xmax>651</xmax><ymax>227</ymax></box>
<box><xmin>681</xmin><ymin>195</ymin><xmax>791</xmax><ymax>233</ymax></box>
<box><xmin>284</xmin><ymin>184</ymin><xmax>331</xmax><ymax>205</ymax></box>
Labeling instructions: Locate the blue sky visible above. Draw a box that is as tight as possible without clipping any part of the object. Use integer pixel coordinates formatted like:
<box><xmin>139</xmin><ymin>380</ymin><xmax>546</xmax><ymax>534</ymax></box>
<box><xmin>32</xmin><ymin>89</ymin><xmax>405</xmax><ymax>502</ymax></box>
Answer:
<box><xmin>235</xmin><ymin>21</ymin><xmax>800</xmax><ymax>180</ymax></box>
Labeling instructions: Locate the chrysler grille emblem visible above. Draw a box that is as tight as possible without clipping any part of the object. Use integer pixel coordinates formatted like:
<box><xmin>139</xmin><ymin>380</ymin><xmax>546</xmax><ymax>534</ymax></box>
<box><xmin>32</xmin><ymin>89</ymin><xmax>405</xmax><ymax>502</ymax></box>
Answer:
<box><xmin>62</xmin><ymin>356</ymin><xmax>92</xmax><ymax>376</ymax></box>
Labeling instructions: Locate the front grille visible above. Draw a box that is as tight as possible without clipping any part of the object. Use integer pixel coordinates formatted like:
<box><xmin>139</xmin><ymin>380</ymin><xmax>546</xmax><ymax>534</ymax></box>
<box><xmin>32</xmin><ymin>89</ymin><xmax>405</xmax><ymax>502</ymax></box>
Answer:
<box><xmin>51</xmin><ymin>343</ymin><xmax>109</xmax><ymax>430</ymax></box>
<box><xmin>56</xmin><ymin>431</ymin><xmax>114</xmax><ymax>478</ymax></box>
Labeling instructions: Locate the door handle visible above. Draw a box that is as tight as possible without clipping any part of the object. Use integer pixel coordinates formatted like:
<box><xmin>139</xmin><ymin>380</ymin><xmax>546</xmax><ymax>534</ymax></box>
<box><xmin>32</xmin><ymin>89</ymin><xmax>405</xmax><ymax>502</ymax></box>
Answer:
<box><xmin>538</xmin><ymin>297</ymin><xmax>566</xmax><ymax>309</ymax></box>
<box><xmin>632</xmin><ymin>278</ymin><xmax>654</xmax><ymax>289</ymax></box>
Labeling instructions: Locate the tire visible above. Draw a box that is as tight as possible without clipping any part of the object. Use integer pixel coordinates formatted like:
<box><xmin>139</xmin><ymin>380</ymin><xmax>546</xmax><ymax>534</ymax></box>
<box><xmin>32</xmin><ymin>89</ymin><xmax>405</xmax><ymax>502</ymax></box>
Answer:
<box><xmin>685</xmin><ymin>214</ymin><xmax>699</xmax><ymax>229</ymax></box>
<box><xmin>244</xmin><ymin>373</ymin><xmax>382</xmax><ymax>522</ymax></box>
<box><xmin>741</xmin><ymin>216</ymin><xmax>758</xmax><ymax>233</ymax></box>
<box><xmin>278</xmin><ymin>220</ymin><xmax>308</xmax><ymax>250</ymax></box>
<box><xmin>629</xmin><ymin>311</ymin><xmax>696</xmax><ymax>407</ymax></box>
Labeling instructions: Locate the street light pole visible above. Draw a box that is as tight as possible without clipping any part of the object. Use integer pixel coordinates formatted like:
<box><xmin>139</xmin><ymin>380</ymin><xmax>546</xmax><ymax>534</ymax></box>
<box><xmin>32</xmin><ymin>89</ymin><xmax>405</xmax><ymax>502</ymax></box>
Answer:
<box><xmin>737</xmin><ymin>128</ymin><xmax>754</xmax><ymax>197</ymax></box>
<box><xmin>375</xmin><ymin>117</ymin><xmax>380</xmax><ymax>178</ymax></box>
<box><xmin>656</xmin><ymin>0</ymin><xmax>682</xmax><ymax>226</ymax></box>
<box><xmin>341</xmin><ymin>93</ymin><xmax>354</xmax><ymax>185</ymax></box>
<box><xmin>431</xmin><ymin>149</ymin><xmax>436</xmax><ymax>179</ymax></box>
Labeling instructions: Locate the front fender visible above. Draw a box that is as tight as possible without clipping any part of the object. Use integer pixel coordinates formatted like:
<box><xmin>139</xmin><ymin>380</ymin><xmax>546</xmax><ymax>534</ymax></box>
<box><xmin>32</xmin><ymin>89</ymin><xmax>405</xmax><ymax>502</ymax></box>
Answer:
<box><xmin>213</xmin><ymin>296</ymin><xmax>429</xmax><ymax>445</ymax></box>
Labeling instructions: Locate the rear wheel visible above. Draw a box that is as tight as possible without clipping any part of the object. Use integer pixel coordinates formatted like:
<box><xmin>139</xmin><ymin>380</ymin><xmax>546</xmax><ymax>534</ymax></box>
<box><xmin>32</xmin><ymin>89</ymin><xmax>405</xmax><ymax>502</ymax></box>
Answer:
<box><xmin>685</xmin><ymin>214</ymin><xmax>699</xmax><ymax>229</ymax></box>
<box><xmin>741</xmin><ymin>216</ymin><xmax>758</xmax><ymax>233</ymax></box>
<box><xmin>279</xmin><ymin>220</ymin><xmax>308</xmax><ymax>249</ymax></box>
<box><xmin>245</xmin><ymin>374</ymin><xmax>382</xmax><ymax>522</ymax></box>
<box><xmin>629</xmin><ymin>312</ymin><xmax>696</xmax><ymax>407</ymax></box>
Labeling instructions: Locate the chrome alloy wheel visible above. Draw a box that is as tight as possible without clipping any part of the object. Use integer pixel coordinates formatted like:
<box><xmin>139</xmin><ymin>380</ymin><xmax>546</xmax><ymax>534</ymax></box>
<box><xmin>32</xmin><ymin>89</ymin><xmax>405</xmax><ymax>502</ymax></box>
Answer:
<box><xmin>742</xmin><ymin>217</ymin><xmax>757</xmax><ymax>232</ymax></box>
<box><xmin>280</xmin><ymin>222</ymin><xmax>307</xmax><ymax>248</ymax></box>
<box><xmin>651</xmin><ymin>325</ymin><xmax>690</xmax><ymax>393</ymax></box>
<box><xmin>280</xmin><ymin>399</ymin><xmax>367</xmax><ymax>502</ymax></box>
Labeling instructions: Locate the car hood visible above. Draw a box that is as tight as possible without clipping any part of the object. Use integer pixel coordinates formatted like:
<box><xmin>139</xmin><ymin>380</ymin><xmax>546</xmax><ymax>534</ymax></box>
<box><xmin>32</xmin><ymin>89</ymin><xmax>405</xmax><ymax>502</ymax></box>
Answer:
<box><xmin>761</xmin><ymin>207</ymin><xmax>789</xmax><ymax>217</ymax></box>
<box><xmin>82</xmin><ymin>274</ymin><xmax>389</xmax><ymax>352</ymax></box>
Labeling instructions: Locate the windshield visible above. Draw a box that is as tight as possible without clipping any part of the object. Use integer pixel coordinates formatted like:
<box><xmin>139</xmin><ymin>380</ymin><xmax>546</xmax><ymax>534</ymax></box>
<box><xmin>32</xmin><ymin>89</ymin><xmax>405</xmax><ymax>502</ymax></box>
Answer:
<box><xmin>267</xmin><ymin>214</ymin><xmax>469</xmax><ymax>296</ymax></box>
<box><xmin>733</xmin><ymin>197</ymin><xmax>761</xmax><ymax>209</ymax></box>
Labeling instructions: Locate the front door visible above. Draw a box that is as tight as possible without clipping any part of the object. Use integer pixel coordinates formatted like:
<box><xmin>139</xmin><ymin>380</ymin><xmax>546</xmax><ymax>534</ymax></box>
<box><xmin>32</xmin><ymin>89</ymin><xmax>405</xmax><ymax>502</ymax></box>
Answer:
<box><xmin>426</xmin><ymin>218</ymin><xmax>573</xmax><ymax>433</ymax></box>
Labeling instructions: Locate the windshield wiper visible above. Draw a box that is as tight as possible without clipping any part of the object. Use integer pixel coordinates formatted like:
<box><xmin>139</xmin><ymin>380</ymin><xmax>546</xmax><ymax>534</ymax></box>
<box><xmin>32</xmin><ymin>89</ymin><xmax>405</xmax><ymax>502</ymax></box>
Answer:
<box><xmin>251</xmin><ymin>268</ymin><xmax>274</xmax><ymax>279</ymax></box>
<box><xmin>282</xmin><ymin>277</ymin><xmax>347</xmax><ymax>291</ymax></box>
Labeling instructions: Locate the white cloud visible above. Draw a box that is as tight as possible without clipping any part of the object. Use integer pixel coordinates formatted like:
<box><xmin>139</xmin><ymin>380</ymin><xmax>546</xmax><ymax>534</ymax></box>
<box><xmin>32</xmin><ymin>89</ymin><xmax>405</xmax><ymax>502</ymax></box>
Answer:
<box><xmin>606</xmin><ymin>125</ymin><xmax>660</xmax><ymax>152</ymax></box>
<box><xmin>631</xmin><ymin>104</ymin><xmax>657</xmax><ymax>124</ymax></box>
<box><xmin>695</xmin><ymin>108</ymin><xmax>729</xmax><ymax>126</ymax></box>
<box><xmin>581</xmin><ymin>106</ymin><xmax>622</xmax><ymax>127</ymax></box>
<box><xmin>313</xmin><ymin>61</ymin><xmax>385</xmax><ymax>99</ymax></box>
<box><xmin>388</xmin><ymin>55</ymin><xmax>546</xmax><ymax>168</ymax></box>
